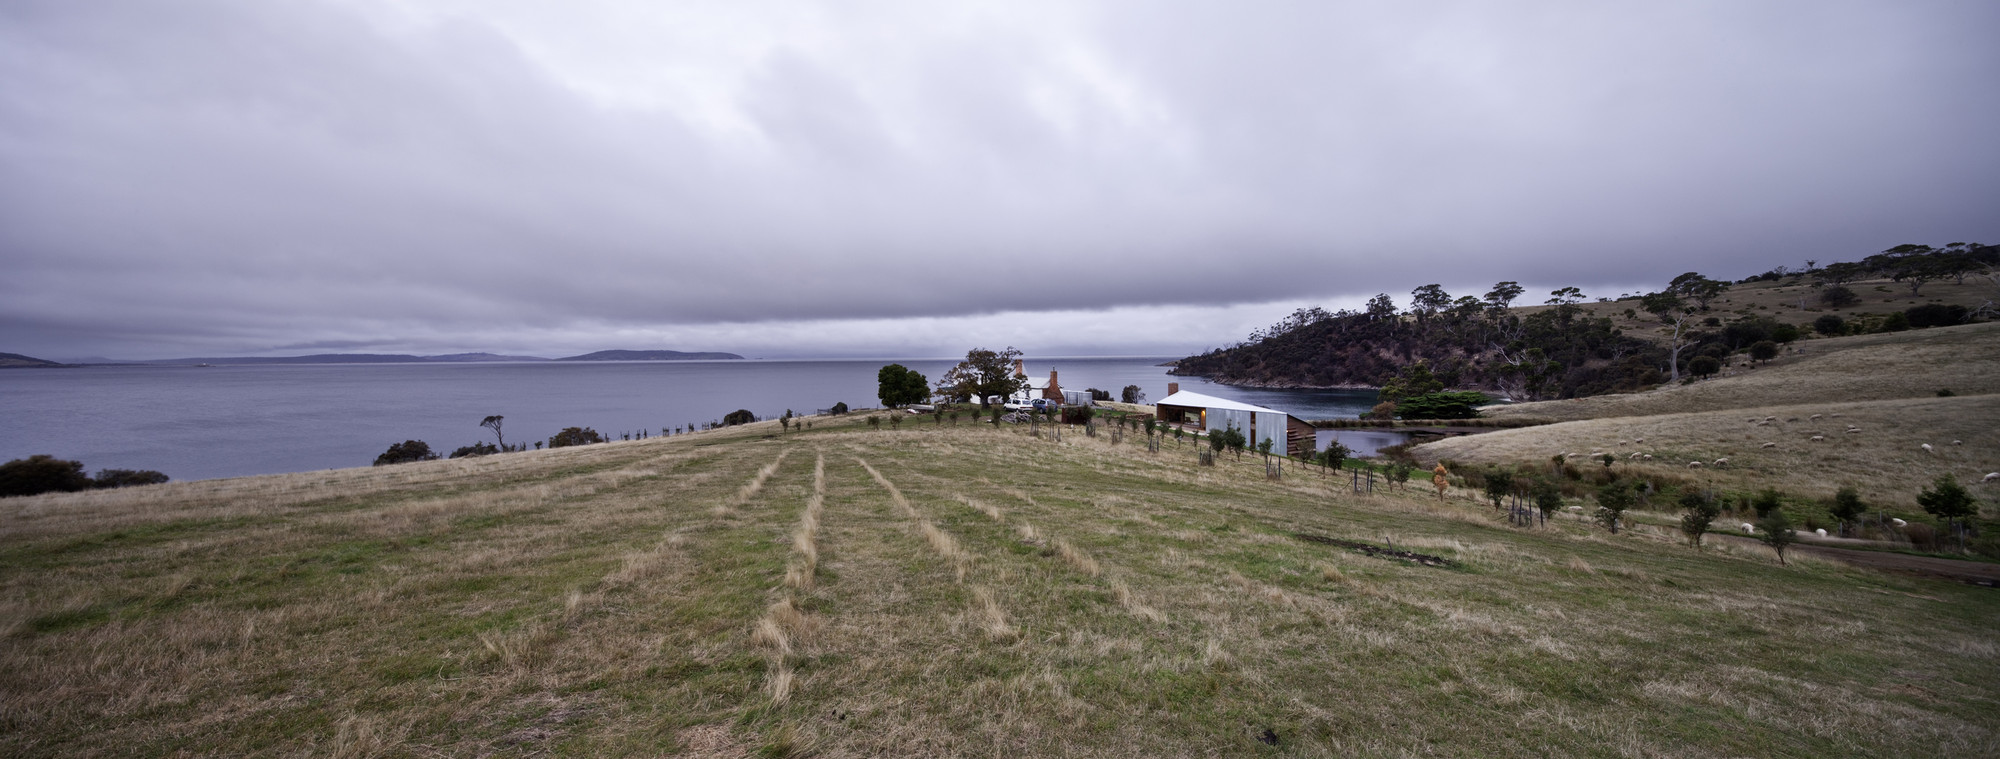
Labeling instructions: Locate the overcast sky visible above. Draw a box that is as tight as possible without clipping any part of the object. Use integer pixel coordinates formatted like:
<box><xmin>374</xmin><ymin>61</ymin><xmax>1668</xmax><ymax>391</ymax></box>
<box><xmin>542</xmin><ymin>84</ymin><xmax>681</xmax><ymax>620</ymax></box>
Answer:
<box><xmin>3</xmin><ymin>1</ymin><xmax>1996</xmax><ymax>360</ymax></box>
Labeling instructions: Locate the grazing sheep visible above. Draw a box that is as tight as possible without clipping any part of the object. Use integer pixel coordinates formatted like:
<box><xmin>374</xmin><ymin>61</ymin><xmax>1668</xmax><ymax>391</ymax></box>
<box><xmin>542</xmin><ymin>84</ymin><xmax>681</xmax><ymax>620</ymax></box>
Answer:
<box><xmin>1951</xmin><ymin>440</ymin><xmax>1963</xmax><ymax>446</ymax></box>
<box><xmin>1688</xmin><ymin>461</ymin><xmax>1703</xmax><ymax>469</ymax></box>
<box><xmin>1740</xmin><ymin>523</ymin><xmax>1756</xmax><ymax>533</ymax></box>
<box><xmin>1809</xmin><ymin>414</ymin><xmax>1822</xmax><ymax>421</ymax></box>
<box><xmin>1764</xmin><ymin>416</ymin><xmax>1777</xmax><ymax>422</ymax></box>
<box><xmin>1891</xmin><ymin>518</ymin><xmax>1907</xmax><ymax>527</ymax></box>
<box><xmin>1846</xmin><ymin>428</ymin><xmax>1861</xmax><ymax>434</ymax></box>
<box><xmin>1629</xmin><ymin>451</ymin><xmax>1642</xmax><ymax>459</ymax></box>
<box><xmin>1984</xmin><ymin>472</ymin><xmax>1999</xmax><ymax>483</ymax></box>
<box><xmin>1635</xmin><ymin>438</ymin><xmax>1644</xmax><ymax>444</ymax></box>
<box><xmin>1815</xmin><ymin>528</ymin><xmax>1827</xmax><ymax>537</ymax></box>
<box><xmin>1810</xmin><ymin>435</ymin><xmax>1825</xmax><ymax>442</ymax></box>
<box><xmin>1921</xmin><ymin>443</ymin><xmax>1934</xmax><ymax>454</ymax></box>
<box><xmin>1712</xmin><ymin>457</ymin><xmax>1729</xmax><ymax>467</ymax></box>
<box><xmin>1642</xmin><ymin>454</ymin><xmax>1654</xmax><ymax>460</ymax></box>
<box><xmin>1761</xmin><ymin>442</ymin><xmax>1777</xmax><ymax>449</ymax></box>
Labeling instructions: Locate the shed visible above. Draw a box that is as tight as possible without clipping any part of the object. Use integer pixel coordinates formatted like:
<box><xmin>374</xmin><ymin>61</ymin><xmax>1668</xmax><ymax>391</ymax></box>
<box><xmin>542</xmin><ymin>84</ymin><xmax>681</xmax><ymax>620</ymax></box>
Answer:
<box><xmin>1154</xmin><ymin>384</ymin><xmax>1315</xmax><ymax>457</ymax></box>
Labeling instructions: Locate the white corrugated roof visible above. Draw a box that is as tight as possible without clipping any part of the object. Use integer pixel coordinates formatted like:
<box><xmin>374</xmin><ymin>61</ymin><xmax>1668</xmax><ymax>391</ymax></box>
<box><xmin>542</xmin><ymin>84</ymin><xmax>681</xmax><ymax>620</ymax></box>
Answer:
<box><xmin>1156</xmin><ymin>390</ymin><xmax>1283</xmax><ymax>415</ymax></box>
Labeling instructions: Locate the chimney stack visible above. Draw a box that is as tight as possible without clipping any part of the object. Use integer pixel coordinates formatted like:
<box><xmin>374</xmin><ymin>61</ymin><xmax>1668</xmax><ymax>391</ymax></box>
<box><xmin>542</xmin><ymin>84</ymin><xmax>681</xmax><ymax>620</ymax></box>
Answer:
<box><xmin>1014</xmin><ymin>358</ymin><xmax>1024</xmax><ymax>376</ymax></box>
<box><xmin>1168</xmin><ymin>382</ymin><xmax>1179</xmax><ymax>397</ymax></box>
<box><xmin>1048</xmin><ymin>370</ymin><xmax>1059</xmax><ymax>398</ymax></box>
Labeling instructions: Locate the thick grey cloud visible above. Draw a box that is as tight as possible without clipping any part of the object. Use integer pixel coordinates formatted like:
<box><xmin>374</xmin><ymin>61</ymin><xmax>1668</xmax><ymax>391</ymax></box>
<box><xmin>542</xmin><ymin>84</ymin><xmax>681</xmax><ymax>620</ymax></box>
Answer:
<box><xmin>2</xmin><ymin>0</ymin><xmax>1995</xmax><ymax>359</ymax></box>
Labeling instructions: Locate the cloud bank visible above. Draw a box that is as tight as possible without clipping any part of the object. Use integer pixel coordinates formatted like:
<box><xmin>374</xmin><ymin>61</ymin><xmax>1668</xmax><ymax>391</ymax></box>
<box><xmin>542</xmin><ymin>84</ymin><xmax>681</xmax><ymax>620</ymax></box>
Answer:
<box><xmin>2</xmin><ymin>0</ymin><xmax>1995</xmax><ymax>359</ymax></box>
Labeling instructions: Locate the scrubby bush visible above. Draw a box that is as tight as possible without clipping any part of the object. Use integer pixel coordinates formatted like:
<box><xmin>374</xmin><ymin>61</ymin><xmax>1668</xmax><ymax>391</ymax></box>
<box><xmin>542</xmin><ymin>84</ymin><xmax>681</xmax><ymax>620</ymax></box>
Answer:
<box><xmin>1395</xmin><ymin>391</ymin><xmax>1488</xmax><ymax>420</ymax></box>
<box><xmin>374</xmin><ymin>440</ymin><xmax>438</xmax><ymax>466</ymax></box>
<box><xmin>1905</xmin><ymin>303</ymin><xmax>1967</xmax><ymax>328</ymax></box>
<box><xmin>1770</xmin><ymin>323</ymin><xmax>1801</xmax><ymax>343</ymax></box>
<box><xmin>1595</xmin><ymin>481</ymin><xmax>1633</xmax><ymax>533</ymax></box>
<box><xmin>1121</xmin><ymin>385</ymin><xmax>1145</xmax><ymax>404</ymax></box>
<box><xmin>0</xmin><ymin>455</ymin><xmax>93</xmax><ymax>496</ymax></box>
<box><xmin>1679</xmin><ymin>490</ymin><xmax>1720</xmax><ymax>547</ymax></box>
<box><xmin>1061</xmin><ymin>406</ymin><xmax>1095</xmax><ymax>425</ymax></box>
<box><xmin>92</xmin><ymin>469</ymin><xmax>170</xmax><ymax>489</ymax></box>
<box><xmin>1749</xmin><ymin>341</ymin><xmax>1780</xmax><ymax>362</ymax></box>
<box><xmin>723</xmin><ymin>409</ymin><xmax>756</xmax><ymax>426</ymax></box>
<box><xmin>1917</xmin><ymin>475</ymin><xmax>1976</xmax><ymax>550</ymax></box>
<box><xmin>1533</xmin><ymin>480</ymin><xmax>1564</xmax><ymax>522</ymax></box>
<box><xmin>450</xmin><ymin>442</ymin><xmax>500</xmax><ymax>459</ymax></box>
<box><xmin>1757</xmin><ymin>510</ymin><xmax>1797</xmax><ymax>564</ymax></box>
<box><xmin>1876</xmin><ymin>312</ymin><xmax>1910</xmax><ymax>332</ymax></box>
<box><xmin>1482</xmin><ymin>468</ymin><xmax>1514</xmax><ymax>510</ymax></box>
<box><xmin>1812</xmin><ymin>314</ymin><xmax>1846</xmax><ymax>335</ymax></box>
<box><xmin>1688</xmin><ymin>355</ymin><xmax>1721</xmax><ymax>379</ymax></box>
<box><xmin>1750</xmin><ymin>488</ymin><xmax>1783</xmax><ymax>519</ymax></box>
<box><xmin>1827</xmin><ymin>487</ymin><xmax>1865</xmax><ymax>536</ymax></box>
<box><xmin>547</xmin><ymin>427</ymin><xmax>604</xmax><ymax>448</ymax></box>
<box><xmin>830</xmin><ymin>402</ymin><xmax>849</xmax><ymax>415</ymax></box>
<box><xmin>1819</xmin><ymin>285</ymin><xmax>1859</xmax><ymax>308</ymax></box>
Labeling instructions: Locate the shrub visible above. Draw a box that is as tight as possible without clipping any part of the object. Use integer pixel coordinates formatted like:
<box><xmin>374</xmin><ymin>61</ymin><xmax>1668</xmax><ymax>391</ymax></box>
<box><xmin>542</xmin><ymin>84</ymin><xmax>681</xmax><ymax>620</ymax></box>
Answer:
<box><xmin>723</xmin><ymin>409</ymin><xmax>756</xmax><ymax>426</ymax></box>
<box><xmin>1750</xmin><ymin>488</ymin><xmax>1783</xmax><ymax>519</ymax></box>
<box><xmin>1905</xmin><ymin>303</ymin><xmax>1967</xmax><ymax>328</ymax></box>
<box><xmin>1827</xmin><ymin>487</ymin><xmax>1865</xmax><ymax>536</ymax></box>
<box><xmin>1365</xmin><ymin>401</ymin><xmax>1396</xmax><ymax>420</ymax></box>
<box><xmin>830</xmin><ymin>402</ymin><xmax>849</xmax><ymax>415</ymax></box>
<box><xmin>868</xmin><ymin>416</ymin><xmax>881</xmax><ymax>430</ymax></box>
<box><xmin>1594</xmin><ymin>481</ymin><xmax>1633</xmax><ymax>533</ymax></box>
<box><xmin>1937</xmin><ymin>388</ymin><xmax>1955</xmax><ymax>397</ymax></box>
<box><xmin>1770</xmin><ymin>323</ymin><xmax>1801</xmax><ymax>343</ymax></box>
<box><xmin>1533</xmin><ymin>480</ymin><xmax>1563</xmax><ymax>521</ymax></box>
<box><xmin>1061</xmin><ymin>406</ymin><xmax>1095</xmax><ymax>425</ymax></box>
<box><xmin>1395</xmin><ymin>391</ymin><xmax>1488</xmax><ymax>420</ymax></box>
<box><xmin>1877</xmin><ymin>312</ymin><xmax>1910</xmax><ymax>332</ymax></box>
<box><xmin>1812</xmin><ymin>314</ymin><xmax>1846</xmax><ymax>335</ymax></box>
<box><xmin>450</xmin><ymin>442</ymin><xmax>500</xmax><ymax>459</ymax></box>
<box><xmin>1317</xmin><ymin>440</ymin><xmax>1349</xmax><ymax>471</ymax></box>
<box><xmin>1121</xmin><ymin>385</ymin><xmax>1145</xmax><ymax>404</ymax></box>
<box><xmin>92</xmin><ymin>469</ymin><xmax>170</xmax><ymax>489</ymax></box>
<box><xmin>373</xmin><ymin>441</ymin><xmax>438</xmax><ymax>466</ymax></box>
<box><xmin>1688</xmin><ymin>355</ymin><xmax>1721</xmax><ymax>379</ymax></box>
<box><xmin>1749</xmin><ymin>340</ymin><xmax>1780</xmax><ymax>362</ymax></box>
<box><xmin>1917</xmin><ymin>475</ymin><xmax>1976</xmax><ymax>549</ymax></box>
<box><xmin>1757</xmin><ymin>510</ymin><xmax>1797</xmax><ymax>564</ymax></box>
<box><xmin>1482</xmin><ymin>468</ymin><xmax>1514</xmax><ymax>510</ymax></box>
<box><xmin>1819</xmin><ymin>285</ymin><xmax>1859</xmax><ymax>308</ymax></box>
<box><xmin>0</xmin><ymin>455</ymin><xmax>94</xmax><ymax>497</ymax></box>
<box><xmin>547</xmin><ymin>427</ymin><xmax>604</xmax><ymax>448</ymax></box>
<box><xmin>1678</xmin><ymin>490</ymin><xmax>1720</xmax><ymax>547</ymax></box>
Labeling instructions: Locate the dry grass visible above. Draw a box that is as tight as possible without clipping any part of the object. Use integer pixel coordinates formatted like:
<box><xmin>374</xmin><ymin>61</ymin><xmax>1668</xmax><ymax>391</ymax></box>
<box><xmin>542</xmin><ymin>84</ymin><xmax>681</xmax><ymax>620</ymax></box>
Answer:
<box><xmin>1485</xmin><ymin>321</ymin><xmax>2000</xmax><ymax>423</ymax></box>
<box><xmin>0</xmin><ymin>410</ymin><xmax>1995</xmax><ymax>757</ymax></box>
<box><xmin>1419</xmin><ymin>394</ymin><xmax>2000</xmax><ymax>508</ymax></box>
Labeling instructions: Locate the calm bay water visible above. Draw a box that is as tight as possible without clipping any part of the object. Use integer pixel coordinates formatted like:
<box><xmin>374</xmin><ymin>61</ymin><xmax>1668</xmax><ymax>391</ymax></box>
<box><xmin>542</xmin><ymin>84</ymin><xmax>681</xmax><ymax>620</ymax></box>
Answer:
<box><xmin>0</xmin><ymin>358</ymin><xmax>1378</xmax><ymax>482</ymax></box>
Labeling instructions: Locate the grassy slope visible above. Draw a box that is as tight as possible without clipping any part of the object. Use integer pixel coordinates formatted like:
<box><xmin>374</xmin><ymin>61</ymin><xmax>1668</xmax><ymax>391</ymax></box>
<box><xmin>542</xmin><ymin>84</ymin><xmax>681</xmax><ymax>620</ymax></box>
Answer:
<box><xmin>2</xmin><ymin>414</ymin><xmax>1996</xmax><ymax>757</ymax></box>
<box><xmin>1415</xmin><ymin>322</ymin><xmax>2000</xmax><ymax>510</ymax></box>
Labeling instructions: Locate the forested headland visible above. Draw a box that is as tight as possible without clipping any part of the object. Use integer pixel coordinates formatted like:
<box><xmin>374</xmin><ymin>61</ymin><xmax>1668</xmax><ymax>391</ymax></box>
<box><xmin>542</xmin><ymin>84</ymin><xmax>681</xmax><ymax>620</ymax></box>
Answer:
<box><xmin>1173</xmin><ymin>243</ymin><xmax>1997</xmax><ymax>405</ymax></box>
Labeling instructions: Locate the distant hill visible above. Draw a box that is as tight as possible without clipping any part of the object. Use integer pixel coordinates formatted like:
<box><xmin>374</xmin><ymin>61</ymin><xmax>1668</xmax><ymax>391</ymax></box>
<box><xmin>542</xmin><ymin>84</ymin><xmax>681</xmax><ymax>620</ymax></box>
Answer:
<box><xmin>139</xmin><ymin>354</ymin><xmax>437</xmax><ymax>365</ymax></box>
<box><xmin>0</xmin><ymin>352</ymin><xmax>64</xmax><ymax>368</ymax></box>
<box><xmin>555</xmin><ymin>350</ymin><xmax>744</xmax><ymax>361</ymax></box>
<box><xmin>420</xmin><ymin>353</ymin><xmax>551</xmax><ymax>362</ymax></box>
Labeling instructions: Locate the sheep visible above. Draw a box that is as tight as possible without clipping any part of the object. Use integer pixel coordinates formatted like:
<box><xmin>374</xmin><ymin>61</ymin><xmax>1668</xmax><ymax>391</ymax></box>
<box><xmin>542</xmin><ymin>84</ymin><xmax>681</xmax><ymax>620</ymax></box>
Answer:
<box><xmin>1634</xmin><ymin>438</ymin><xmax>1644</xmax><ymax>444</ymax></box>
<box><xmin>1764</xmin><ymin>416</ymin><xmax>1777</xmax><ymax>422</ymax></box>
<box><xmin>1846</xmin><ymin>428</ymin><xmax>1861</xmax><ymax>434</ymax></box>
<box><xmin>1984</xmin><ymin>472</ymin><xmax>1999</xmax><ymax>483</ymax></box>
<box><xmin>1951</xmin><ymin>440</ymin><xmax>1963</xmax><ymax>446</ymax></box>
<box><xmin>1740</xmin><ymin>523</ymin><xmax>1756</xmax><ymax>533</ymax></box>
<box><xmin>1890</xmin><ymin>518</ymin><xmax>1908</xmax><ymax>527</ymax></box>
<box><xmin>1815</xmin><ymin>528</ymin><xmax>1828</xmax><ymax>537</ymax></box>
<box><xmin>1760</xmin><ymin>442</ymin><xmax>1777</xmax><ymax>449</ymax></box>
<box><xmin>1809</xmin><ymin>414</ymin><xmax>1822</xmax><ymax>421</ymax></box>
<box><xmin>1688</xmin><ymin>461</ymin><xmax>1704</xmax><ymax>469</ymax></box>
<box><xmin>1642</xmin><ymin>454</ymin><xmax>1654</xmax><ymax>460</ymax></box>
<box><xmin>1921</xmin><ymin>443</ymin><xmax>1934</xmax><ymax>454</ymax></box>
<box><xmin>1712</xmin><ymin>457</ymin><xmax>1729</xmax><ymax>467</ymax></box>
<box><xmin>1810</xmin><ymin>435</ymin><xmax>1825</xmax><ymax>442</ymax></box>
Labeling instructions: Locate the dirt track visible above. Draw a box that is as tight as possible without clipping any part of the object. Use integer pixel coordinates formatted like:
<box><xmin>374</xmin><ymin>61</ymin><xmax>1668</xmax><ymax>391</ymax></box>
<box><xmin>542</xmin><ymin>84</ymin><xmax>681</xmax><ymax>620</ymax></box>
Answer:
<box><xmin>1717</xmin><ymin>534</ymin><xmax>2000</xmax><ymax>587</ymax></box>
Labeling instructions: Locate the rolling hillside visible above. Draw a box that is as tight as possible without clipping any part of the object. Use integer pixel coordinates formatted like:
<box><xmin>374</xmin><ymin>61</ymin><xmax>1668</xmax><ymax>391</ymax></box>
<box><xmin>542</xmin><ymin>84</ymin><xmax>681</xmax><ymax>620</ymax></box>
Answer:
<box><xmin>2</xmin><ymin>412</ymin><xmax>1995</xmax><ymax>756</ymax></box>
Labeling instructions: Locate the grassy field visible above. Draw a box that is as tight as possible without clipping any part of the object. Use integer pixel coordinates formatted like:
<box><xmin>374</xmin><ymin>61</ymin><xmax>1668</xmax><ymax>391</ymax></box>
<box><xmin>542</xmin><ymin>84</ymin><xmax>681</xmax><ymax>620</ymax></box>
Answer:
<box><xmin>4</xmin><ymin>413</ymin><xmax>1997</xmax><ymax>756</ymax></box>
<box><xmin>1409</xmin><ymin>321</ymin><xmax>1998</xmax><ymax>518</ymax></box>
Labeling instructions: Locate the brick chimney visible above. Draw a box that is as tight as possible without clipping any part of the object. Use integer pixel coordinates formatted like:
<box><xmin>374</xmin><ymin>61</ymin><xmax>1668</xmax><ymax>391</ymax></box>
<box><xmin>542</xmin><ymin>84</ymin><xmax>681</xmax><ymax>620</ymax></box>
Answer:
<box><xmin>1014</xmin><ymin>358</ymin><xmax>1025</xmax><ymax>376</ymax></box>
<box><xmin>1167</xmin><ymin>382</ymin><xmax>1179</xmax><ymax>397</ymax></box>
<box><xmin>1047</xmin><ymin>370</ymin><xmax>1059</xmax><ymax>399</ymax></box>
